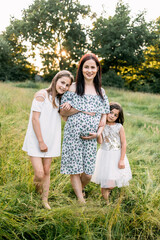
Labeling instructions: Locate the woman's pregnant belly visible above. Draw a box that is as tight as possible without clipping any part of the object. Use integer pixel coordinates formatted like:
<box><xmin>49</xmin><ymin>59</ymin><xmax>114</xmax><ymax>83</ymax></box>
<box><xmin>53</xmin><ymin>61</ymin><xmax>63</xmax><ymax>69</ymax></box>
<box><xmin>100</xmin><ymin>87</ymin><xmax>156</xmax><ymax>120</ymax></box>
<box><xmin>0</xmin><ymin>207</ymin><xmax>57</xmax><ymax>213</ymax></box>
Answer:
<box><xmin>65</xmin><ymin>112</ymin><xmax>101</xmax><ymax>137</ymax></box>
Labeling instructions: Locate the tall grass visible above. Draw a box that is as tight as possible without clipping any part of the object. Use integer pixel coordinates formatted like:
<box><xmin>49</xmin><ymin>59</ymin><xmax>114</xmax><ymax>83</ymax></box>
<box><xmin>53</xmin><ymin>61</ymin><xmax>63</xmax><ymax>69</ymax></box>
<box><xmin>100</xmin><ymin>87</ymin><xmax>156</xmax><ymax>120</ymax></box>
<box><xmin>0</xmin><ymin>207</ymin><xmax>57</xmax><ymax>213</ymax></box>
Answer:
<box><xmin>0</xmin><ymin>82</ymin><xmax>160</xmax><ymax>239</ymax></box>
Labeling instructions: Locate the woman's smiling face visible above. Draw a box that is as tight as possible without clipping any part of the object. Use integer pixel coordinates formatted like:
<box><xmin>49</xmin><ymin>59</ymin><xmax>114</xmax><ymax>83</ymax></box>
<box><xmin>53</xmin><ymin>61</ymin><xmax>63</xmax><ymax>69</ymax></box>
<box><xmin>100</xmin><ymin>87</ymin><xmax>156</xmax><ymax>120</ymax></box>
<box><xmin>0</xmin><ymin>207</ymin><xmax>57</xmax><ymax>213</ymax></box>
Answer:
<box><xmin>82</xmin><ymin>59</ymin><xmax>99</xmax><ymax>82</ymax></box>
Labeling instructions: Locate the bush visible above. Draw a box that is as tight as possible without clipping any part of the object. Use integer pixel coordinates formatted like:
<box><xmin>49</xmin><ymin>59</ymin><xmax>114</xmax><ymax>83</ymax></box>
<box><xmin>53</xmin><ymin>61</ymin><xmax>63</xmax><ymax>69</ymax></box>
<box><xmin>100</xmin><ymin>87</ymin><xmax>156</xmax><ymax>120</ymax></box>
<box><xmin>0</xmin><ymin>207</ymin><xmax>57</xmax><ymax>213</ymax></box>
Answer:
<box><xmin>125</xmin><ymin>75</ymin><xmax>160</xmax><ymax>94</ymax></box>
<box><xmin>15</xmin><ymin>81</ymin><xmax>40</xmax><ymax>89</ymax></box>
<box><xmin>102</xmin><ymin>70</ymin><xmax>124</xmax><ymax>88</ymax></box>
<box><xmin>43</xmin><ymin>70</ymin><xmax>59</xmax><ymax>82</ymax></box>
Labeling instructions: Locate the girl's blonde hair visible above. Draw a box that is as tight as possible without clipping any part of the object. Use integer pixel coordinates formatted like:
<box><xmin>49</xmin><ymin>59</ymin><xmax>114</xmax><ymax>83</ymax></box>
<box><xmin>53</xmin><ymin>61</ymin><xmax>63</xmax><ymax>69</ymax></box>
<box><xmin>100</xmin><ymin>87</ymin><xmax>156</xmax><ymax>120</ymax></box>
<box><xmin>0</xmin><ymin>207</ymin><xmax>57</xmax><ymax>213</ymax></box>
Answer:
<box><xmin>46</xmin><ymin>70</ymin><xmax>74</xmax><ymax>107</ymax></box>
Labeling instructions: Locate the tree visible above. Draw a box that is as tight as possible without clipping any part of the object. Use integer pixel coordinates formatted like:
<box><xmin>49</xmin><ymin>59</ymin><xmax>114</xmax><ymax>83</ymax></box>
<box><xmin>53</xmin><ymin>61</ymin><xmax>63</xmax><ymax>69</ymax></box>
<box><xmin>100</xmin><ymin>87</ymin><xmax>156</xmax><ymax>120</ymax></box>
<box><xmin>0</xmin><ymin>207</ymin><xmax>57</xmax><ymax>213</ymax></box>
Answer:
<box><xmin>0</xmin><ymin>34</ymin><xmax>35</xmax><ymax>81</ymax></box>
<box><xmin>90</xmin><ymin>0</ymin><xmax>154</xmax><ymax>73</ymax></box>
<box><xmin>136</xmin><ymin>18</ymin><xmax>160</xmax><ymax>93</ymax></box>
<box><xmin>0</xmin><ymin>36</ymin><xmax>12</xmax><ymax>81</ymax></box>
<box><xmin>1</xmin><ymin>18</ymin><xmax>36</xmax><ymax>82</ymax></box>
<box><xmin>19</xmin><ymin>0</ymin><xmax>90</xmax><ymax>74</ymax></box>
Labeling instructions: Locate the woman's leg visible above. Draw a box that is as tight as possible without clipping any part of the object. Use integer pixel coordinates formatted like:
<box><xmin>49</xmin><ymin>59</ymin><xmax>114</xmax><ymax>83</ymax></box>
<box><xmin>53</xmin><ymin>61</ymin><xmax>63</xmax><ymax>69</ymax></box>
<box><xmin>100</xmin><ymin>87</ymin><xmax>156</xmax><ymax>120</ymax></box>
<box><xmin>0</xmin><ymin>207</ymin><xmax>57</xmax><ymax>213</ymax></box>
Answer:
<box><xmin>70</xmin><ymin>174</ymin><xmax>85</xmax><ymax>203</ymax></box>
<box><xmin>30</xmin><ymin>156</ymin><xmax>44</xmax><ymax>194</ymax></box>
<box><xmin>41</xmin><ymin>157</ymin><xmax>52</xmax><ymax>209</ymax></box>
<box><xmin>80</xmin><ymin>173</ymin><xmax>92</xmax><ymax>195</ymax></box>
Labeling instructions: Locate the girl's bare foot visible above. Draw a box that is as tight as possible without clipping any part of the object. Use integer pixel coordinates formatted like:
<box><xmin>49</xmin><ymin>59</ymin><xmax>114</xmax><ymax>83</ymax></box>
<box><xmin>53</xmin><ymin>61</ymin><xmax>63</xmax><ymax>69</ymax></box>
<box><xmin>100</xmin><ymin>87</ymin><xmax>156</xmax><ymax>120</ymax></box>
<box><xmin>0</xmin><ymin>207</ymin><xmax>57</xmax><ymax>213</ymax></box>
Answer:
<box><xmin>42</xmin><ymin>200</ymin><xmax>51</xmax><ymax>210</ymax></box>
<box><xmin>106</xmin><ymin>198</ymin><xmax>109</xmax><ymax>205</ymax></box>
<box><xmin>101</xmin><ymin>188</ymin><xmax>111</xmax><ymax>204</ymax></box>
<box><xmin>105</xmin><ymin>190</ymin><xmax>111</xmax><ymax>205</ymax></box>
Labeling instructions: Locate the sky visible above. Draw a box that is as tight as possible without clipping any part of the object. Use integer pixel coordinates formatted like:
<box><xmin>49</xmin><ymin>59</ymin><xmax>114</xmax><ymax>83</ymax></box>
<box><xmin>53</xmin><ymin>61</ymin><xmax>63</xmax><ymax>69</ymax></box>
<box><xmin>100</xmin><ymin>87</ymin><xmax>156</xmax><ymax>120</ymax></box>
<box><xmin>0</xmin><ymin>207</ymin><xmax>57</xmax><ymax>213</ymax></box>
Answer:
<box><xmin>0</xmin><ymin>0</ymin><xmax>159</xmax><ymax>34</ymax></box>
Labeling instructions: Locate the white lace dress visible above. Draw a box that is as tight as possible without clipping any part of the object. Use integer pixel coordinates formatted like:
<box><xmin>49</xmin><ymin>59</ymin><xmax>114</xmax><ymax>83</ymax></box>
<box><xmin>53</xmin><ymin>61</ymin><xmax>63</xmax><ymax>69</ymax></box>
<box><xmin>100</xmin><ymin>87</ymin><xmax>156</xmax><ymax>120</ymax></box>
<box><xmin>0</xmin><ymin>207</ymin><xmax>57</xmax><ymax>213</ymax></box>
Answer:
<box><xmin>22</xmin><ymin>91</ymin><xmax>61</xmax><ymax>158</ymax></box>
<box><xmin>91</xmin><ymin>123</ymin><xmax>132</xmax><ymax>188</ymax></box>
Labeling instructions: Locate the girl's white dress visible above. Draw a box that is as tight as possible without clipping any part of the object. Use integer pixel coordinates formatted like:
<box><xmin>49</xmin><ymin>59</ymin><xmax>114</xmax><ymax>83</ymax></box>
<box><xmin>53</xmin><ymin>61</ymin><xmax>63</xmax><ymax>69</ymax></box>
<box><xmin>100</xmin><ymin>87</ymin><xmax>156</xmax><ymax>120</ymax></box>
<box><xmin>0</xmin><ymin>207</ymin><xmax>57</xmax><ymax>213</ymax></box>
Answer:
<box><xmin>22</xmin><ymin>91</ymin><xmax>61</xmax><ymax>158</ymax></box>
<box><xmin>91</xmin><ymin>123</ymin><xmax>132</xmax><ymax>188</ymax></box>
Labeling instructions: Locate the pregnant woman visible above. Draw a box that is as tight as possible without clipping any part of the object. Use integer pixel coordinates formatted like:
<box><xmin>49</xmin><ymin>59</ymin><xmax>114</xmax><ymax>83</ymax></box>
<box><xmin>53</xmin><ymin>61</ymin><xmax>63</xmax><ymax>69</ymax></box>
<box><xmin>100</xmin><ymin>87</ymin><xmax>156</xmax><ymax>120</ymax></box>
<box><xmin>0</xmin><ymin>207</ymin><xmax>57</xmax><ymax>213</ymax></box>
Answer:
<box><xmin>60</xmin><ymin>53</ymin><xmax>110</xmax><ymax>203</ymax></box>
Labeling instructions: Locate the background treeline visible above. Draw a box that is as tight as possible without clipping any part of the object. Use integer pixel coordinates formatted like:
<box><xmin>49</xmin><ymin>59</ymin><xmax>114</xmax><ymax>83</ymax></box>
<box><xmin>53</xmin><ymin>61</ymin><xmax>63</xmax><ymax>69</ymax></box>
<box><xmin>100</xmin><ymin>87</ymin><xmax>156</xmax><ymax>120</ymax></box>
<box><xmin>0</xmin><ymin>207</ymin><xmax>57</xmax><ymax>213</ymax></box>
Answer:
<box><xmin>0</xmin><ymin>0</ymin><xmax>160</xmax><ymax>93</ymax></box>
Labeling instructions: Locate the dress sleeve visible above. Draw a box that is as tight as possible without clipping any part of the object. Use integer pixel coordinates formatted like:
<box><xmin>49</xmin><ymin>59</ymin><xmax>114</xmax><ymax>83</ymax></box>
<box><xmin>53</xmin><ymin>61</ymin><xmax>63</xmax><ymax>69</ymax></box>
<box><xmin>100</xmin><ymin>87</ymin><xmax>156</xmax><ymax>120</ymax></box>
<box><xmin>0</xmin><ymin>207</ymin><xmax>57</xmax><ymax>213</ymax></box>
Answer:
<box><xmin>31</xmin><ymin>98</ymin><xmax>45</xmax><ymax>112</ymax></box>
<box><xmin>60</xmin><ymin>91</ymin><xmax>73</xmax><ymax>107</ymax></box>
<box><xmin>102</xmin><ymin>88</ymin><xmax>110</xmax><ymax>114</ymax></box>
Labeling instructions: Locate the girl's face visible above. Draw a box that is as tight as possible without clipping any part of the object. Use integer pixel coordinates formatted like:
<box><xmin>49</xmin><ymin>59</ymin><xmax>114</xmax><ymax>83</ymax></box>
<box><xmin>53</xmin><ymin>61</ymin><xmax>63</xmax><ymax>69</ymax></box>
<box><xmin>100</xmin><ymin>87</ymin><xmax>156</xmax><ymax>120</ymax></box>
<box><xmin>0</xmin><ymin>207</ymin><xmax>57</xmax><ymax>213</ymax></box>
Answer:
<box><xmin>56</xmin><ymin>76</ymin><xmax>71</xmax><ymax>95</ymax></box>
<box><xmin>82</xmin><ymin>59</ymin><xmax>99</xmax><ymax>82</ymax></box>
<box><xmin>107</xmin><ymin>108</ymin><xmax>119</xmax><ymax>123</ymax></box>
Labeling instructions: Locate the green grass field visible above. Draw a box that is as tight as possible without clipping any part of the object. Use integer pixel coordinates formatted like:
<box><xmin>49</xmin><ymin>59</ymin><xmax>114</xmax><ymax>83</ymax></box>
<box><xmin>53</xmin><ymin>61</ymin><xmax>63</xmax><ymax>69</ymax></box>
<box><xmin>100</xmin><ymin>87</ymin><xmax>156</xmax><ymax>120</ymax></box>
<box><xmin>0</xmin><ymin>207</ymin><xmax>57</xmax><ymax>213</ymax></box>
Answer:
<box><xmin>0</xmin><ymin>82</ymin><xmax>160</xmax><ymax>240</ymax></box>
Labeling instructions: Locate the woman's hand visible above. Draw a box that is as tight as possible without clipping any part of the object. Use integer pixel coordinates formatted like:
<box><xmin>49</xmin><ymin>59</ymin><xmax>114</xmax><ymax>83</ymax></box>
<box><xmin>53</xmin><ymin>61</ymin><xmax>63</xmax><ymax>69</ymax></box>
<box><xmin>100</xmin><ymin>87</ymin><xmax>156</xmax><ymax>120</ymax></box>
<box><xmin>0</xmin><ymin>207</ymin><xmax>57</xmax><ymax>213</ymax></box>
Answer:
<box><xmin>118</xmin><ymin>160</ymin><xmax>125</xmax><ymax>169</ymax></box>
<box><xmin>39</xmin><ymin>141</ymin><xmax>48</xmax><ymax>152</ymax></box>
<box><xmin>81</xmin><ymin>132</ymin><xmax>97</xmax><ymax>140</ymax></box>
<box><xmin>60</xmin><ymin>102</ymin><xmax>71</xmax><ymax>111</ymax></box>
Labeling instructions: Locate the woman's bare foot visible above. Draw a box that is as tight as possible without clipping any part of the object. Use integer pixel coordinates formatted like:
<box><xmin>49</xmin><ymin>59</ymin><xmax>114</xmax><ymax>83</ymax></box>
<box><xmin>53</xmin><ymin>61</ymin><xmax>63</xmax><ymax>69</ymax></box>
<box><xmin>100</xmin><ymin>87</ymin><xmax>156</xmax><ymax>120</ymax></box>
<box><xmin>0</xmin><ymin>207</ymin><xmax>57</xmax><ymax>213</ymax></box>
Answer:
<box><xmin>78</xmin><ymin>198</ymin><xmax>86</xmax><ymax>204</ymax></box>
<box><xmin>82</xmin><ymin>189</ymin><xmax>85</xmax><ymax>198</ymax></box>
<box><xmin>42</xmin><ymin>200</ymin><xmax>51</xmax><ymax>210</ymax></box>
<box><xmin>35</xmin><ymin>184</ymin><xmax>43</xmax><ymax>195</ymax></box>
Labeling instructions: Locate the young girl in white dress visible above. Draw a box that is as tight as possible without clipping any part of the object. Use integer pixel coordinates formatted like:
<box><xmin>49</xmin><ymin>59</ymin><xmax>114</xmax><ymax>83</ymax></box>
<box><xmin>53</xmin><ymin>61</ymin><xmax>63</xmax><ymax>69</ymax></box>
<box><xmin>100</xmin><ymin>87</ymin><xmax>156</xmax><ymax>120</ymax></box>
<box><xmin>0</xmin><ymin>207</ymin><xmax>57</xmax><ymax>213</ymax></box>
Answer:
<box><xmin>22</xmin><ymin>70</ymin><xmax>73</xmax><ymax>209</ymax></box>
<box><xmin>91</xmin><ymin>102</ymin><xmax>132</xmax><ymax>203</ymax></box>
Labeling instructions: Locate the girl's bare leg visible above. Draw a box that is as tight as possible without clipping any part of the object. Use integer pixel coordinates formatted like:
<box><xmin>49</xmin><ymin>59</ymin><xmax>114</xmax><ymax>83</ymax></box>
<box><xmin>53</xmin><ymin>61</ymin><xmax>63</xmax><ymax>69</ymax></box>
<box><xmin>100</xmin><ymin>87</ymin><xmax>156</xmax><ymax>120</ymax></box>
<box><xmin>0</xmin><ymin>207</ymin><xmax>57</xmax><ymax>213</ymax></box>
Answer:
<box><xmin>70</xmin><ymin>174</ymin><xmax>86</xmax><ymax>203</ymax></box>
<box><xmin>41</xmin><ymin>157</ymin><xmax>52</xmax><ymax>209</ymax></box>
<box><xmin>30</xmin><ymin>156</ymin><xmax>52</xmax><ymax>209</ymax></box>
<box><xmin>30</xmin><ymin>157</ymin><xmax>44</xmax><ymax>195</ymax></box>
<box><xmin>101</xmin><ymin>188</ymin><xmax>112</xmax><ymax>204</ymax></box>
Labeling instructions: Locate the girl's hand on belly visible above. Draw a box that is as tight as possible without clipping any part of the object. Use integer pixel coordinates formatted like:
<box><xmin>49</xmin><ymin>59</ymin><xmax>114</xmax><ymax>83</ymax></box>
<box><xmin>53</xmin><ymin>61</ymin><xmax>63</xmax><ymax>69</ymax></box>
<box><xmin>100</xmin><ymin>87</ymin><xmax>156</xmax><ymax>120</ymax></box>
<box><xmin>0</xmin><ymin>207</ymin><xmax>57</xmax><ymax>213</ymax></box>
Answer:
<box><xmin>81</xmin><ymin>132</ymin><xmax>97</xmax><ymax>140</ymax></box>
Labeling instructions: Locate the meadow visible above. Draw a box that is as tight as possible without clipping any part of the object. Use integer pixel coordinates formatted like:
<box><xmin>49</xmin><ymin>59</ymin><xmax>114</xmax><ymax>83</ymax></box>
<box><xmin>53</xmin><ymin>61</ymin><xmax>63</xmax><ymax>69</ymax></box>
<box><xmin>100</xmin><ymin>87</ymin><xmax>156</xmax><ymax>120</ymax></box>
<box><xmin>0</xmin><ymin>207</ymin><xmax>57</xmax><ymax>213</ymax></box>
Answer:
<box><xmin>0</xmin><ymin>81</ymin><xmax>160</xmax><ymax>240</ymax></box>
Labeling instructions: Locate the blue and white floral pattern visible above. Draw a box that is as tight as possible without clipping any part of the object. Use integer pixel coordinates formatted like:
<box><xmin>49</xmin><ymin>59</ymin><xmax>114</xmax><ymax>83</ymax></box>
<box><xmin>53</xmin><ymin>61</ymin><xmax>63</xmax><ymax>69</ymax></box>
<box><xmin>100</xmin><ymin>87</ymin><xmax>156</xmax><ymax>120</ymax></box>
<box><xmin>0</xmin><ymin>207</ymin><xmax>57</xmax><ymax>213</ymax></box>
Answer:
<box><xmin>60</xmin><ymin>90</ymin><xmax>110</xmax><ymax>175</ymax></box>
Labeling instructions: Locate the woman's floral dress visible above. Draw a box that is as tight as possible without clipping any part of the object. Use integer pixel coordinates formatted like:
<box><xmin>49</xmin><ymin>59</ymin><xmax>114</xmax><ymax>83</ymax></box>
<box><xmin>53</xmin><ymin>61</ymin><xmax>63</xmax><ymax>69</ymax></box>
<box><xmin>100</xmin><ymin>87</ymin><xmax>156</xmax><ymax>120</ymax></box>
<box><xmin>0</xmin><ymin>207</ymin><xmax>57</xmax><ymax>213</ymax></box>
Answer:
<box><xmin>60</xmin><ymin>89</ymin><xmax>110</xmax><ymax>175</ymax></box>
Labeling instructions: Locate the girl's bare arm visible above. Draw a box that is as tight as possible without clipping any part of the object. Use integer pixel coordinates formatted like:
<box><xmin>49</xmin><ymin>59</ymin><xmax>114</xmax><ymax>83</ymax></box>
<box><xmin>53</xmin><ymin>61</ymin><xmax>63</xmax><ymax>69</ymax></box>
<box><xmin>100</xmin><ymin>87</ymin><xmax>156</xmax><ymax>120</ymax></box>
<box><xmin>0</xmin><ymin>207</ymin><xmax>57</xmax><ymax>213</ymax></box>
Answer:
<box><xmin>60</xmin><ymin>107</ymin><xmax>79</xmax><ymax>117</ymax></box>
<box><xmin>32</xmin><ymin>94</ymin><xmax>48</xmax><ymax>152</ymax></box>
<box><xmin>118</xmin><ymin>126</ymin><xmax>126</xmax><ymax>169</ymax></box>
<box><xmin>97</xmin><ymin>126</ymin><xmax>104</xmax><ymax>144</ymax></box>
<box><xmin>98</xmin><ymin>114</ymin><xmax>107</xmax><ymax>127</ymax></box>
<box><xmin>32</xmin><ymin>111</ymin><xmax>48</xmax><ymax>152</ymax></box>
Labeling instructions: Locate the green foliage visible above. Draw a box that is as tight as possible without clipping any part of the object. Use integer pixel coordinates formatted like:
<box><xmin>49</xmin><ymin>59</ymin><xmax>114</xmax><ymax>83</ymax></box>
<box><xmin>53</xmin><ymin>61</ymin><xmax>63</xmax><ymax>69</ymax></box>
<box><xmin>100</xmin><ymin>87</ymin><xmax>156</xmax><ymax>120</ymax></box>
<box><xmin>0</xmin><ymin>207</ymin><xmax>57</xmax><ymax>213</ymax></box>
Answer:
<box><xmin>90</xmin><ymin>1</ymin><xmax>155</xmax><ymax>72</ymax></box>
<box><xmin>15</xmin><ymin>81</ymin><xmax>40</xmax><ymax>89</ymax></box>
<box><xmin>102</xmin><ymin>70</ymin><xmax>124</xmax><ymax>88</ymax></box>
<box><xmin>0</xmin><ymin>82</ymin><xmax>160</xmax><ymax>239</ymax></box>
<box><xmin>20</xmin><ymin>0</ymin><xmax>90</xmax><ymax>72</ymax></box>
<box><xmin>0</xmin><ymin>36</ymin><xmax>12</xmax><ymax>81</ymax></box>
<box><xmin>121</xmin><ymin>17</ymin><xmax>160</xmax><ymax>93</ymax></box>
<box><xmin>0</xmin><ymin>32</ymin><xmax>35</xmax><ymax>82</ymax></box>
<box><xmin>1</xmin><ymin>0</ymin><xmax>159</xmax><ymax>91</ymax></box>
<box><xmin>43</xmin><ymin>69</ymin><xmax>59</xmax><ymax>82</ymax></box>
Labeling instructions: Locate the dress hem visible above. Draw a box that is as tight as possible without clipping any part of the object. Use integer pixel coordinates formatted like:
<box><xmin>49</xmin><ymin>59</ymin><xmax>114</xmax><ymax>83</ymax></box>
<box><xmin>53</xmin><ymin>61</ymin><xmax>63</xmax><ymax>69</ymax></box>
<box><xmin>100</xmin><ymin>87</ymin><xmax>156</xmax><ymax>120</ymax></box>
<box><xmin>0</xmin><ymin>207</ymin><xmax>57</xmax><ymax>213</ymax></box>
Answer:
<box><xmin>22</xmin><ymin>149</ymin><xmax>60</xmax><ymax>158</ymax></box>
<box><xmin>60</xmin><ymin>171</ymin><xmax>92</xmax><ymax>175</ymax></box>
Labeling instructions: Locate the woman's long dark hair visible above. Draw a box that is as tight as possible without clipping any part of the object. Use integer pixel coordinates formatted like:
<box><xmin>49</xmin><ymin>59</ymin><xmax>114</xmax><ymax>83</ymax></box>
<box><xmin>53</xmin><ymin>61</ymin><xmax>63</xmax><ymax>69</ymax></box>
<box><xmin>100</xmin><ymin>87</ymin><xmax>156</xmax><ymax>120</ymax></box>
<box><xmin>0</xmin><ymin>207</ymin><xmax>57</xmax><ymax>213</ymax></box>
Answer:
<box><xmin>75</xmin><ymin>53</ymin><xmax>103</xmax><ymax>99</ymax></box>
<box><xmin>110</xmin><ymin>102</ymin><xmax>124</xmax><ymax>125</ymax></box>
